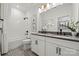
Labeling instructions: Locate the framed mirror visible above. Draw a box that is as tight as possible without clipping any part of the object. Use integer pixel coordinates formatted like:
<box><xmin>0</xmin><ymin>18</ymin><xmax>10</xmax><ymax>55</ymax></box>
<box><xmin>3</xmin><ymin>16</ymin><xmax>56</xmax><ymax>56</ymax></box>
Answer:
<box><xmin>57</xmin><ymin>15</ymin><xmax>71</xmax><ymax>32</ymax></box>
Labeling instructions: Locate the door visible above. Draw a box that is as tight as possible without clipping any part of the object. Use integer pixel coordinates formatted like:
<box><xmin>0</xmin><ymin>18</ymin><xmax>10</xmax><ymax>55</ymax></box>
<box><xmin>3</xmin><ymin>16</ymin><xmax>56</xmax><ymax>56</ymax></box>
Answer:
<box><xmin>0</xmin><ymin>30</ymin><xmax>2</xmax><ymax>53</ymax></box>
<box><xmin>38</xmin><ymin>40</ymin><xmax>45</xmax><ymax>56</ymax></box>
<box><xmin>31</xmin><ymin>35</ymin><xmax>38</xmax><ymax>55</ymax></box>
<box><xmin>60</xmin><ymin>46</ymin><xmax>79</xmax><ymax>56</ymax></box>
<box><xmin>46</xmin><ymin>42</ymin><xmax>58</xmax><ymax>56</ymax></box>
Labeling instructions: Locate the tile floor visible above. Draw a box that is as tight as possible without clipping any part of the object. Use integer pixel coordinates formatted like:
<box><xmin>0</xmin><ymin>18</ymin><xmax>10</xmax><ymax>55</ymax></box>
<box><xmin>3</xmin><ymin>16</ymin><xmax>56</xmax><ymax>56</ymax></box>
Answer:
<box><xmin>2</xmin><ymin>46</ymin><xmax>37</xmax><ymax>56</ymax></box>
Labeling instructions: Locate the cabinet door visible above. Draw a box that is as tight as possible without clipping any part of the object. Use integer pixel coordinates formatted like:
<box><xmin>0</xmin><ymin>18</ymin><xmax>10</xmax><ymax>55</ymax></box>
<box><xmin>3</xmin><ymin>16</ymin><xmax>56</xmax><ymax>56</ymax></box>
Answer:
<box><xmin>46</xmin><ymin>42</ymin><xmax>58</xmax><ymax>56</ymax></box>
<box><xmin>38</xmin><ymin>40</ymin><xmax>45</xmax><ymax>56</ymax></box>
<box><xmin>60</xmin><ymin>47</ymin><xmax>79</xmax><ymax>56</ymax></box>
<box><xmin>31</xmin><ymin>36</ymin><xmax>38</xmax><ymax>55</ymax></box>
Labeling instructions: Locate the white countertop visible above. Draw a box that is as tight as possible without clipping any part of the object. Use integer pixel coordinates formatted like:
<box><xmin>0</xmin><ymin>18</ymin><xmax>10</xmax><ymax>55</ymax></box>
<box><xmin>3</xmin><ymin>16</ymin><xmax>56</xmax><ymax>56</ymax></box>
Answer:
<box><xmin>31</xmin><ymin>32</ymin><xmax>79</xmax><ymax>42</ymax></box>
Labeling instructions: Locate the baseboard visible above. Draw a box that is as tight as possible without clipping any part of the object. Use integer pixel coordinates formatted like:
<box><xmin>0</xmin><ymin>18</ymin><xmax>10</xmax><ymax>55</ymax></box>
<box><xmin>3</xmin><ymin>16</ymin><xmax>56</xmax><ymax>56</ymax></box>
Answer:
<box><xmin>31</xmin><ymin>51</ymin><xmax>39</xmax><ymax>56</ymax></box>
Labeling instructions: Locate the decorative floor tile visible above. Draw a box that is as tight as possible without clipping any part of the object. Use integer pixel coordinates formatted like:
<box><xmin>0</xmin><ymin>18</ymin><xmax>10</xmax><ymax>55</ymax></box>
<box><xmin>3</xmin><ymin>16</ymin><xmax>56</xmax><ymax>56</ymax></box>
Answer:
<box><xmin>2</xmin><ymin>46</ymin><xmax>37</xmax><ymax>56</ymax></box>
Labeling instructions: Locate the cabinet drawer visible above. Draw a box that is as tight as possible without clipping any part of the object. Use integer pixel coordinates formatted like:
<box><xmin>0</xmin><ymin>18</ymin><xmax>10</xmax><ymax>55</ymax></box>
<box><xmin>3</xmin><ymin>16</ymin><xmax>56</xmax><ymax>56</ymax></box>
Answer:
<box><xmin>60</xmin><ymin>46</ymin><xmax>79</xmax><ymax>56</ymax></box>
<box><xmin>46</xmin><ymin>37</ymin><xmax>79</xmax><ymax>50</ymax></box>
<box><xmin>38</xmin><ymin>40</ymin><xmax>45</xmax><ymax>56</ymax></box>
<box><xmin>31</xmin><ymin>35</ymin><xmax>36</xmax><ymax>38</ymax></box>
<box><xmin>31</xmin><ymin>35</ymin><xmax>45</xmax><ymax>41</ymax></box>
<box><xmin>36</xmin><ymin>35</ymin><xmax>45</xmax><ymax>41</ymax></box>
<box><xmin>46</xmin><ymin>42</ymin><xmax>58</xmax><ymax>56</ymax></box>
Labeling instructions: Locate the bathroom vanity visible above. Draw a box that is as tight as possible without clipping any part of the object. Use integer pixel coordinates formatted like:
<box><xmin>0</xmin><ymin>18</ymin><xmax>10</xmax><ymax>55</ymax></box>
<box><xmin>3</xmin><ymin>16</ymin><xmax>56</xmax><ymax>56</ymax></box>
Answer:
<box><xmin>31</xmin><ymin>32</ymin><xmax>79</xmax><ymax>56</ymax></box>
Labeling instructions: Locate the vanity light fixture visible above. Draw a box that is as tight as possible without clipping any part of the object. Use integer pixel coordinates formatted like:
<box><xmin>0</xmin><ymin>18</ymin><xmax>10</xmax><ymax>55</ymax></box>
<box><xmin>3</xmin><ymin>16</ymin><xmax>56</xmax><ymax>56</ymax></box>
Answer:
<box><xmin>38</xmin><ymin>3</ymin><xmax>63</xmax><ymax>13</ymax></box>
<box><xmin>38</xmin><ymin>4</ymin><xmax>48</xmax><ymax>13</ymax></box>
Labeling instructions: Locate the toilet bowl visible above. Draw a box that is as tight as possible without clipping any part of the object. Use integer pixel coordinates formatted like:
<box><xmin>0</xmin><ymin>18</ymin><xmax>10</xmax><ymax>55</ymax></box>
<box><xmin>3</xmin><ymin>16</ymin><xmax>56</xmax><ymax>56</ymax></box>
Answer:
<box><xmin>22</xmin><ymin>39</ymin><xmax>31</xmax><ymax>50</ymax></box>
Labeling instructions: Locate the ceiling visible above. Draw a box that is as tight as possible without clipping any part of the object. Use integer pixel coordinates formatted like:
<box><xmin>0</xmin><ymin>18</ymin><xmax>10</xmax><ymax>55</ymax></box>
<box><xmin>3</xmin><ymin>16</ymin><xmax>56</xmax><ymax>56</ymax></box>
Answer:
<box><xmin>10</xmin><ymin>3</ymin><xmax>46</xmax><ymax>14</ymax></box>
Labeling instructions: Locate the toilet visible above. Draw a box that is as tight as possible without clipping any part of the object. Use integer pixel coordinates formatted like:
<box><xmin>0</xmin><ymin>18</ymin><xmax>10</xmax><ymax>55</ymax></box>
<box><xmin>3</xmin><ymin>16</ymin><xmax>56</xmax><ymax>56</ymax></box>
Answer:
<box><xmin>22</xmin><ymin>38</ymin><xmax>31</xmax><ymax>50</ymax></box>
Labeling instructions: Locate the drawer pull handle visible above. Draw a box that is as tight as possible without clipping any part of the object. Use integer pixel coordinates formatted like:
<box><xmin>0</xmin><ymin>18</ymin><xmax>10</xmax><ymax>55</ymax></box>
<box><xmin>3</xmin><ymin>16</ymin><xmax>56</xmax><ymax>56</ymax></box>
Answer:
<box><xmin>59</xmin><ymin>48</ymin><xmax>61</xmax><ymax>55</ymax></box>
<box><xmin>56</xmin><ymin>47</ymin><xmax>58</xmax><ymax>54</ymax></box>
<box><xmin>35</xmin><ymin>40</ymin><xmax>38</xmax><ymax>45</ymax></box>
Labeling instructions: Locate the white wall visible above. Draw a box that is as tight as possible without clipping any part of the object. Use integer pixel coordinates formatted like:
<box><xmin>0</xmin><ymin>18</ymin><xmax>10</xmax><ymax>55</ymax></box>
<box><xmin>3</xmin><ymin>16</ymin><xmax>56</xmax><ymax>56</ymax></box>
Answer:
<box><xmin>37</xmin><ymin>11</ymin><xmax>42</xmax><ymax>32</ymax></box>
<box><xmin>25</xmin><ymin>12</ymin><xmax>33</xmax><ymax>38</ymax></box>
<box><xmin>39</xmin><ymin>4</ymin><xmax>74</xmax><ymax>32</ymax></box>
<box><xmin>8</xmin><ymin>5</ymin><xmax>26</xmax><ymax>50</ymax></box>
<box><xmin>0</xmin><ymin>4</ymin><xmax>1</xmax><ymax>18</ymax></box>
<box><xmin>7</xmin><ymin>8</ymin><xmax>25</xmax><ymax>42</ymax></box>
<box><xmin>25</xmin><ymin>7</ymin><xmax>39</xmax><ymax>33</ymax></box>
<box><xmin>1</xmin><ymin>3</ymin><xmax>39</xmax><ymax>51</ymax></box>
<box><xmin>1</xmin><ymin>3</ymin><xmax>27</xmax><ymax>51</ymax></box>
<box><xmin>72</xmin><ymin>3</ymin><xmax>79</xmax><ymax>22</ymax></box>
<box><xmin>73</xmin><ymin>3</ymin><xmax>79</xmax><ymax>32</ymax></box>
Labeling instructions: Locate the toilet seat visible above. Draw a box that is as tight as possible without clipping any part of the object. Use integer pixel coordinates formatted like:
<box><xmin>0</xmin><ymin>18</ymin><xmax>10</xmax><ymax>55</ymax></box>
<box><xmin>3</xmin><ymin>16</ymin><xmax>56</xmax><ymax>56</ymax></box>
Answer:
<box><xmin>23</xmin><ymin>39</ymin><xmax>31</xmax><ymax>44</ymax></box>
